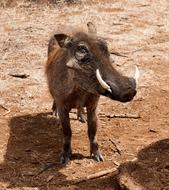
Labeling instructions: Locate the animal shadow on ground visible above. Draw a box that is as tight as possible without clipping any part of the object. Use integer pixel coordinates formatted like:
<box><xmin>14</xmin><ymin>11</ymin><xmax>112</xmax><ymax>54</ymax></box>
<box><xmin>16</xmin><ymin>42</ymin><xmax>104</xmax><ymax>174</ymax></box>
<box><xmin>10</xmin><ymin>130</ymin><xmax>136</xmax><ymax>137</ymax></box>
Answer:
<box><xmin>0</xmin><ymin>112</ymin><xmax>121</xmax><ymax>190</ymax></box>
<box><xmin>0</xmin><ymin>112</ymin><xmax>89</xmax><ymax>189</ymax></box>
<box><xmin>117</xmin><ymin>138</ymin><xmax>169</xmax><ymax>190</ymax></box>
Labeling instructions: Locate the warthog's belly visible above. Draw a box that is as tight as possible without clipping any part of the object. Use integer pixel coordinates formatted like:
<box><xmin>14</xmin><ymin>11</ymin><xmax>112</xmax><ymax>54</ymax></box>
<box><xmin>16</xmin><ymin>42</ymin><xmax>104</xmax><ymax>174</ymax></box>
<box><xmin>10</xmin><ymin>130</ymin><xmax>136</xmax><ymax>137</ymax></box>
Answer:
<box><xmin>57</xmin><ymin>88</ymin><xmax>100</xmax><ymax>110</ymax></box>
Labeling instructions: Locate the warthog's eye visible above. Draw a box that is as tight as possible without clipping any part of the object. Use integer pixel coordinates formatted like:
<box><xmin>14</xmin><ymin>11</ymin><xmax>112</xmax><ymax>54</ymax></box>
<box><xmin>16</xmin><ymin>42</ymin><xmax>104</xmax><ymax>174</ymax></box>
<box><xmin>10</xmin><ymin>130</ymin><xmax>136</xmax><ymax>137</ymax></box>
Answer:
<box><xmin>75</xmin><ymin>44</ymin><xmax>89</xmax><ymax>61</ymax></box>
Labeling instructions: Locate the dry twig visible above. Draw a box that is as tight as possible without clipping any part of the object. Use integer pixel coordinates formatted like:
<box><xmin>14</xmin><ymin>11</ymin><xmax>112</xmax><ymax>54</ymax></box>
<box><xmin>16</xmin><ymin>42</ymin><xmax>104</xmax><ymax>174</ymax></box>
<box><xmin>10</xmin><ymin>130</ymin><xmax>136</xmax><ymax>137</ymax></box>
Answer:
<box><xmin>109</xmin><ymin>138</ymin><xmax>121</xmax><ymax>155</ymax></box>
<box><xmin>69</xmin><ymin>167</ymin><xmax>118</xmax><ymax>185</ymax></box>
<box><xmin>113</xmin><ymin>161</ymin><xmax>120</xmax><ymax>166</ymax></box>
<box><xmin>33</xmin><ymin>163</ymin><xmax>59</xmax><ymax>178</ymax></box>
<box><xmin>0</xmin><ymin>104</ymin><xmax>9</xmax><ymax>111</ymax></box>
<box><xmin>8</xmin><ymin>73</ymin><xmax>29</xmax><ymax>79</ymax></box>
<box><xmin>100</xmin><ymin>113</ymin><xmax>140</xmax><ymax>119</ymax></box>
<box><xmin>149</xmin><ymin>129</ymin><xmax>157</xmax><ymax>133</ymax></box>
<box><xmin>130</xmin><ymin>48</ymin><xmax>144</xmax><ymax>53</ymax></box>
<box><xmin>110</xmin><ymin>50</ymin><xmax>129</xmax><ymax>58</ymax></box>
<box><xmin>0</xmin><ymin>104</ymin><xmax>11</xmax><ymax>116</ymax></box>
<box><xmin>3</xmin><ymin>110</ymin><xmax>11</xmax><ymax>116</ymax></box>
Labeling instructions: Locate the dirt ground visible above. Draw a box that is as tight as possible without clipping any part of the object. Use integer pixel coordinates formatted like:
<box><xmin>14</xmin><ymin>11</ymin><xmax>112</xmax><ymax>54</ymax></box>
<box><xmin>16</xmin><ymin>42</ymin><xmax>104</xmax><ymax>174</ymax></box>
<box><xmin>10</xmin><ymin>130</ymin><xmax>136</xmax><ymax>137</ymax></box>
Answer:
<box><xmin>0</xmin><ymin>0</ymin><xmax>169</xmax><ymax>189</ymax></box>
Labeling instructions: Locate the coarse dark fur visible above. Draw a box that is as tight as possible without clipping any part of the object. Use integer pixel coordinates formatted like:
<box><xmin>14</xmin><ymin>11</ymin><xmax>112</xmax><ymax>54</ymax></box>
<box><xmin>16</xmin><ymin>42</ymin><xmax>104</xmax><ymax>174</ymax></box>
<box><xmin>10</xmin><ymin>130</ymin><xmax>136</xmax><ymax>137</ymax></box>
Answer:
<box><xmin>48</xmin><ymin>34</ymin><xmax>86</xmax><ymax>123</ymax></box>
<box><xmin>46</xmin><ymin>22</ymin><xmax>137</xmax><ymax>163</ymax></box>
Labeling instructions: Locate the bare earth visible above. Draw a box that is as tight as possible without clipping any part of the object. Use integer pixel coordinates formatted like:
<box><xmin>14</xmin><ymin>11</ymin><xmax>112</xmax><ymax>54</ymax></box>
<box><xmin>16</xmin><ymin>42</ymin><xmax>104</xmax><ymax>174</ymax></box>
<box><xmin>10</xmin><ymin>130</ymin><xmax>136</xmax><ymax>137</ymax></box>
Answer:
<box><xmin>0</xmin><ymin>0</ymin><xmax>169</xmax><ymax>189</ymax></box>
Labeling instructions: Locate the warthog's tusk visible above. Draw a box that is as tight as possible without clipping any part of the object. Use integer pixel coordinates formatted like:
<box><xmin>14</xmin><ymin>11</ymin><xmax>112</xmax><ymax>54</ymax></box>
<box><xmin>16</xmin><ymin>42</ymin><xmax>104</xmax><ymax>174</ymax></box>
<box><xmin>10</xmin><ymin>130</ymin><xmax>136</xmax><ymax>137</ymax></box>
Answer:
<box><xmin>134</xmin><ymin>65</ymin><xmax>139</xmax><ymax>82</ymax></box>
<box><xmin>96</xmin><ymin>69</ymin><xmax>112</xmax><ymax>93</ymax></box>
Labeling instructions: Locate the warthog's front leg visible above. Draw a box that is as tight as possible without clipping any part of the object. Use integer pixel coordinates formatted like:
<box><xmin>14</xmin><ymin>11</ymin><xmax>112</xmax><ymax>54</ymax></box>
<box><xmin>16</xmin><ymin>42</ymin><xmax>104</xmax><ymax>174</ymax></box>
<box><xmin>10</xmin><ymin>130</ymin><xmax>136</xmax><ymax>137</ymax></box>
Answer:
<box><xmin>87</xmin><ymin>106</ymin><xmax>103</xmax><ymax>162</ymax></box>
<box><xmin>58</xmin><ymin>106</ymin><xmax>72</xmax><ymax>164</ymax></box>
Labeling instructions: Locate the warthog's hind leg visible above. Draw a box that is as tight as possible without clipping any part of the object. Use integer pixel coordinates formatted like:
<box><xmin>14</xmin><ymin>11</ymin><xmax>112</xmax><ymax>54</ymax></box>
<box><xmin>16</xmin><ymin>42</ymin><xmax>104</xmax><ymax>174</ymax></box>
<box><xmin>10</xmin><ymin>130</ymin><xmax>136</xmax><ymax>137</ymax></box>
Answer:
<box><xmin>52</xmin><ymin>101</ymin><xmax>56</xmax><ymax>115</ymax></box>
<box><xmin>77</xmin><ymin>107</ymin><xmax>87</xmax><ymax>123</ymax></box>
<box><xmin>53</xmin><ymin>101</ymin><xmax>86</xmax><ymax>123</ymax></box>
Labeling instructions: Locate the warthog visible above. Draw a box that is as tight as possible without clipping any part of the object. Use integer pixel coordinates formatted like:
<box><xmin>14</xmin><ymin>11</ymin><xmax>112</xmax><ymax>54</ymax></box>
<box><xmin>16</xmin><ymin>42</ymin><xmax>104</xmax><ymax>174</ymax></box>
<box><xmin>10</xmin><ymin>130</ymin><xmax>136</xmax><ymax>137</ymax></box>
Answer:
<box><xmin>46</xmin><ymin>22</ymin><xmax>139</xmax><ymax>163</ymax></box>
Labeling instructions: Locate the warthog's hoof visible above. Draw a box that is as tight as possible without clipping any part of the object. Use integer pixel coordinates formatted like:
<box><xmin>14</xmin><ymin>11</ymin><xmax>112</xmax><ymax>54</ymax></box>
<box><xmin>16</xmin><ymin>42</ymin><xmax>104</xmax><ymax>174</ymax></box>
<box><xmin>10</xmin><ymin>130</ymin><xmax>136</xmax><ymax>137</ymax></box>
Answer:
<box><xmin>78</xmin><ymin>114</ymin><xmax>87</xmax><ymax>123</ymax></box>
<box><xmin>60</xmin><ymin>151</ymin><xmax>72</xmax><ymax>164</ymax></box>
<box><xmin>91</xmin><ymin>150</ymin><xmax>104</xmax><ymax>162</ymax></box>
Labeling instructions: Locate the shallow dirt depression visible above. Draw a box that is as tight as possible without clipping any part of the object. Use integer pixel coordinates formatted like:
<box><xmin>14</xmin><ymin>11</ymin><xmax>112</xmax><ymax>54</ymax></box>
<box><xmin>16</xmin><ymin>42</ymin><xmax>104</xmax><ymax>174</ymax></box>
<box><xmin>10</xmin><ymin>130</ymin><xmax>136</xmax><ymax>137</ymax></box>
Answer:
<box><xmin>0</xmin><ymin>0</ymin><xmax>169</xmax><ymax>189</ymax></box>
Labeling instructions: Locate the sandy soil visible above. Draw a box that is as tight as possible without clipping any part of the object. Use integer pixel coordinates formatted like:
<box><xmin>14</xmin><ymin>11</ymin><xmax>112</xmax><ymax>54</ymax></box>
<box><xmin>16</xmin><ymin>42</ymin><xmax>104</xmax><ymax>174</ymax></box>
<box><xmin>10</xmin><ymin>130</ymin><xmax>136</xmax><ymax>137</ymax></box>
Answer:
<box><xmin>0</xmin><ymin>0</ymin><xmax>169</xmax><ymax>189</ymax></box>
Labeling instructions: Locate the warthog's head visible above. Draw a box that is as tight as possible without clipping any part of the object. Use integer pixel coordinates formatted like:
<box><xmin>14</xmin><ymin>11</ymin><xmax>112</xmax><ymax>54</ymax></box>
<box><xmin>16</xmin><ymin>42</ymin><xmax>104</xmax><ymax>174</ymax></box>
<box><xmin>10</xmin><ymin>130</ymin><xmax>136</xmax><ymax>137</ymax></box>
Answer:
<box><xmin>53</xmin><ymin>22</ymin><xmax>138</xmax><ymax>102</ymax></box>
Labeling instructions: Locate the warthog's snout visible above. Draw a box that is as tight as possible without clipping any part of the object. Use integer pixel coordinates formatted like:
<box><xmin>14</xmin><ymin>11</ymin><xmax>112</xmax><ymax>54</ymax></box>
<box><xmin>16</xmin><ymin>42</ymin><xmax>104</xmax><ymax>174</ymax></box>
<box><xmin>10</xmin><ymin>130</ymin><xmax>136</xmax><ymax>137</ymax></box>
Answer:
<box><xmin>95</xmin><ymin>66</ymin><xmax>139</xmax><ymax>102</ymax></box>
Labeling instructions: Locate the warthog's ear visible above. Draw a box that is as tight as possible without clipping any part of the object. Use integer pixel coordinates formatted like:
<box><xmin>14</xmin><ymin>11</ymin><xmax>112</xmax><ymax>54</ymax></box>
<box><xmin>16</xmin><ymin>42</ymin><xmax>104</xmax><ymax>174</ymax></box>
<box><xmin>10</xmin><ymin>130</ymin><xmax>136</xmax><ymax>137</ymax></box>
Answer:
<box><xmin>87</xmin><ymin>22</ymin><xmax>97</xmax><ymax>34</ymax></box>
<box><xmin>54</xmin><ymin>34</ymin><xmax>72</xmax><ymax>48</ymax></box>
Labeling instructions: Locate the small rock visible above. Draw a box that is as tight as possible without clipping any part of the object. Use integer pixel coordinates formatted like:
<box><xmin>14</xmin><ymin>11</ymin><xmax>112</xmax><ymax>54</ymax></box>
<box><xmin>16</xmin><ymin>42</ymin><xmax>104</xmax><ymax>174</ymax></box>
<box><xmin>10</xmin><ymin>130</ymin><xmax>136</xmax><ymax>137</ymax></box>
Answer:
<box><xmin>47</xmin><ymin>175</ymin><xmax>54</xmax><ymax>182</ymax></box>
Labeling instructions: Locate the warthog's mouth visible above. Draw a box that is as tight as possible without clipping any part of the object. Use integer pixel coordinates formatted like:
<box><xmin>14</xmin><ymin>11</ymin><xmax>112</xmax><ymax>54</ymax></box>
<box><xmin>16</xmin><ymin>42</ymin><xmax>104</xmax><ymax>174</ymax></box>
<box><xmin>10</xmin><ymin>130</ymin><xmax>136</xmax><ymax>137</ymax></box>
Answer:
<box><xmin>101</xmin><ymin>84</ymin><xmax>137</xmax><ymax>103</ymax></box>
